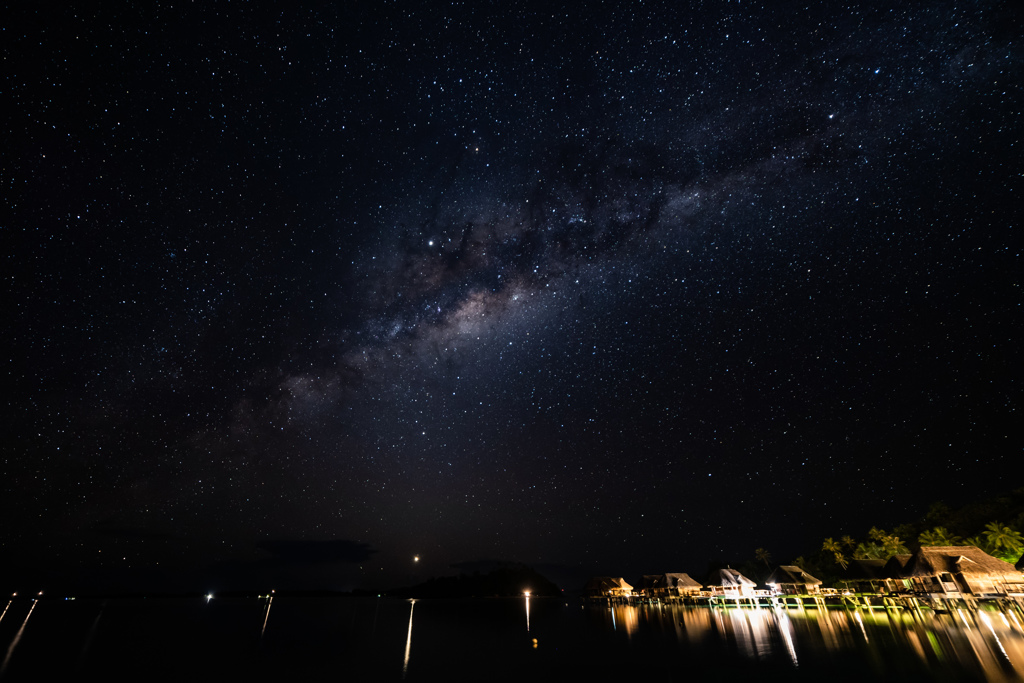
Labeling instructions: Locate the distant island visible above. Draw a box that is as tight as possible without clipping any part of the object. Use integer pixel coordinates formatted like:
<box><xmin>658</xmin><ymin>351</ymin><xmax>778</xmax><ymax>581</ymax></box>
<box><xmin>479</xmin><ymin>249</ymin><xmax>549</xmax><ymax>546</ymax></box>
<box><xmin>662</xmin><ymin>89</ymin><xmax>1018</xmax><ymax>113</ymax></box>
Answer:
<box><xmin>389</xmin><ymin>564</ymin><xmax>560</xmax><ymax>598</ymax></box>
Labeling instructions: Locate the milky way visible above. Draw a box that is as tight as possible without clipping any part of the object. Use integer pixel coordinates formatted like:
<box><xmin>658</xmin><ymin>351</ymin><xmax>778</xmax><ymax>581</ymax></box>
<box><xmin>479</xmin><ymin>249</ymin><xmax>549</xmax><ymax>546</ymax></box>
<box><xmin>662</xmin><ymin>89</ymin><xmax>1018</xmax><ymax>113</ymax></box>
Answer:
<box><xmin>4</xmin><ymin>1</ymin><xmax>1021</xmax><ymax>590</ymax></box>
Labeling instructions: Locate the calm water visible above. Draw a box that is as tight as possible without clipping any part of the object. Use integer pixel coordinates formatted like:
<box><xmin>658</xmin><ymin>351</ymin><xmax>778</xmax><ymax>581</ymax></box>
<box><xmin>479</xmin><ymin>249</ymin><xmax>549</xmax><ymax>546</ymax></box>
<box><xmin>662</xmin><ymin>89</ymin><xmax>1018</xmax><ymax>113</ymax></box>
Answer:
<box><xmin>0</xmin><ymin>596</ymin><xmax>1021</xmax><ymax>681</ymax></box>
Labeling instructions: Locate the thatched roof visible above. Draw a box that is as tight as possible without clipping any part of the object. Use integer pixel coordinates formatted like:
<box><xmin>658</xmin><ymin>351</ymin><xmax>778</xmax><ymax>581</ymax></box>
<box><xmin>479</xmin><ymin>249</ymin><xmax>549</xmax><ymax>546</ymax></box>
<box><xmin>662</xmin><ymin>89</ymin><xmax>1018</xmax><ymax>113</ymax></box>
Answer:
<box><xmin>883</xmin><ymin>554</ymin><xmax>912</xmax><ymax>578</ymax></box>
<box><xmin>766</xmin><ymin>565</ymin><xmax>822</xmax><ymax>586</ymax></box>
<box><xmin>900</xmin><ymin>546</ymin><xmax>1020</xmax><ymax>581</ymax></box>
<box><xmin>583</xmin><ymin>576</ymin><xmax>633</xmax><ymax>592</ymax></box>
<box><xmin>706</xmin><ymin>567</ymin><xmax>756</xmax><ymax>587</ymax></box>
<box><xmin>641</xmin><ymin>573</ymin><xmax>702</xmax><ymax>590</ymax></box>
<box><xmin>843</xmin><ymin>559</ymin><xmax>887</xmax><ymax>580</ymax></box>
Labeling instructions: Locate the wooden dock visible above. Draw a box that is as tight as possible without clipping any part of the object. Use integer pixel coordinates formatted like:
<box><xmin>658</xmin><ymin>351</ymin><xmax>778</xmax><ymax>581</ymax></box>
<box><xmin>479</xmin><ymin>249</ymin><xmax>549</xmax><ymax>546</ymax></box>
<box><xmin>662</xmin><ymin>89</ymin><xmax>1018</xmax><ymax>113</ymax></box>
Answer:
<box><xmin>584</xmin><ymin>591</ymin><xmax>1024</xmax><ymax>618</ymax></box>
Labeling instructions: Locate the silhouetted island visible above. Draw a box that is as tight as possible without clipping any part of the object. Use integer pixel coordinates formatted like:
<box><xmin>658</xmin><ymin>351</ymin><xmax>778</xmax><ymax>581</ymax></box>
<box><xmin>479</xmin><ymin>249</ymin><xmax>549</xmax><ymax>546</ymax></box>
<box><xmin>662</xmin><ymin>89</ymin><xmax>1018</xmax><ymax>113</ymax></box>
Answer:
<box><xmin>390</xmin><ymin>564</ymin><xmax>560</xmax><ymax>598</ymax></box>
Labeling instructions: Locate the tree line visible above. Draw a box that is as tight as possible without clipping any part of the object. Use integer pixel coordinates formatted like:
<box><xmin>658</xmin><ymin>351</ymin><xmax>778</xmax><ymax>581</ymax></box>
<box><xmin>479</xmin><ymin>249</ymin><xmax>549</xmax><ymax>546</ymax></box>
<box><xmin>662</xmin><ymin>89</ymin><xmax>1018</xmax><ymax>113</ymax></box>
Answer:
<box><xmin>748</xmin><ymin>488</ymin><xmax>1024</xmax><ymax>586</ymax></box>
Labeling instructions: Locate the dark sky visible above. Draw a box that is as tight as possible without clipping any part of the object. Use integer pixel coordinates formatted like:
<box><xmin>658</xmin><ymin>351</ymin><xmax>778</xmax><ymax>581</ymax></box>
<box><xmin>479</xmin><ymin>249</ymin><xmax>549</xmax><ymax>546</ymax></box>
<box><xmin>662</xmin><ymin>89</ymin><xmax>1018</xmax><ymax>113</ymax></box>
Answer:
<box><xmin>4</xmin><ymin>1</ymin><xmax>1021</xmax><ymax>593</ymax></box>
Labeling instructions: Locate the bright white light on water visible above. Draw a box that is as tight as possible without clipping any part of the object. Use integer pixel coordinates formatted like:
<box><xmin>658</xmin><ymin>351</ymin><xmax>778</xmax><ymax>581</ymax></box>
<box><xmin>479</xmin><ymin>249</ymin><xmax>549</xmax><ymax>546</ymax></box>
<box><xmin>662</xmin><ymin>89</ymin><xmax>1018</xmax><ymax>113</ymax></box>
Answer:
<box><xmin>778</xmin><ymin>612</ymin><xmax>799</xmax><ymax>667</ymax></box>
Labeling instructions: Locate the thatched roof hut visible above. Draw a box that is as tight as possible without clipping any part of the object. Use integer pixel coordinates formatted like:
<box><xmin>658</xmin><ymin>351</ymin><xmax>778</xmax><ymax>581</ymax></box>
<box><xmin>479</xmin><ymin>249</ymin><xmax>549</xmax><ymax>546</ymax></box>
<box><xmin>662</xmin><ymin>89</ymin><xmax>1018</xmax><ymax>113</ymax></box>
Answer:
<box><xmin>841</xmin><ymin>559</ymin><xmax>888</xmax><ymax>594</ymax></box>
<box><xmin>705</xmin><ymin>568</ymin><xmax>756</xmax><ymax>595</ymax></box>
<box><xmin>766</xmin><ymin>565</ymin><xmax>822</xmax><ymax>595</ymax></box>
<box><xmin>641</xmin><ymin>573</ymin><xmax>703</xmax><ymax>597</ymax></box>
<box><xmin>883</xmin><ymin>554</ymin><xmax>912</xmax><ymax>578</ymax></box>
<box><xmin>583</xmin><ymin>576</ymin><xmax>633</xmax><ymax>597</ymax></box>
<box><xmin>899</xmin><ymin>546</ymin><xmax>1022</xmax><ymax>597</ymax></box>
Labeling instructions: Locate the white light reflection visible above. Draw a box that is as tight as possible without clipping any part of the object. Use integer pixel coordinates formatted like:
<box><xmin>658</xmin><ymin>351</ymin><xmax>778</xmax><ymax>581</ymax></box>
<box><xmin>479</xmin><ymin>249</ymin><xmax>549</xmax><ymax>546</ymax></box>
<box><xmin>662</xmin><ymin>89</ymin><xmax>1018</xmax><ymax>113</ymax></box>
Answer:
<box><xmin>524</xmin><ymin>591</ymin><xmax>531</xmax><ymax>632</ymax></box>
<box><xmin>402</xmin><ymin>599</ymin><xmax>416</xmax><ymax>679</ymax></box>
<box><xmin>778</xmin><ymin>611</ymin><xmax>799</xmax><ymax>667</ymax></box>
<box><xmin>854</xmin><ymin>610</ymin><xmax>869</xmax><ymax>643</ymax></box>
<box><xmin>0</xmin><ymin>596</ymin><xmax>39</xmax><ymax>677</ymax></box>
<box><xmin>979</xmin><ymin>612</ymin><xmax>1011</xmax><ymax>663</ymax></box>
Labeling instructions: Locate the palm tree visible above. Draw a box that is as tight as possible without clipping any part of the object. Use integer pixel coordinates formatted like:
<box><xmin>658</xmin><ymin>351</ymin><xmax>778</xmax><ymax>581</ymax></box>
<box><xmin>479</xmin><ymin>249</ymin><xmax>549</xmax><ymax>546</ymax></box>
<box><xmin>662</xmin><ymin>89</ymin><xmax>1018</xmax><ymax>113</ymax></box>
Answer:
<box><xmin>822</xmin><ymin>538</ymin><xmax>848</xmax><ymax>570</ymax></box>
<box><xmin>868</xmin><ymin>527</ymin><xmax>908</xmax><ymax>558</ymax></box>
<box><xmin>883</xmin><ymin>535</ymin><xmax>909</xmax><ymax>558</ymax></box>
<box><xmin>964</xmin><ymin>535</ymin><xmax>993</xmax><ymax>553</ymax></box>
<box><xmin>983</xmin><ymin>522</ymin><xmax>1024</xmax><ymax>561</ymax></box>
<box><xmin>854</xmin><ymin>542</ymin><xmax>884</xmax><ymax>560</ymax></box>
<box><xmin>918</xmin><ymin>527</ymin><xmax>963</xmax><ymax>547</ymax></box>
<box><xmin>755</xmin><ymin>548</ymin><xmax>772</xmax><ymax>571</ymax></box>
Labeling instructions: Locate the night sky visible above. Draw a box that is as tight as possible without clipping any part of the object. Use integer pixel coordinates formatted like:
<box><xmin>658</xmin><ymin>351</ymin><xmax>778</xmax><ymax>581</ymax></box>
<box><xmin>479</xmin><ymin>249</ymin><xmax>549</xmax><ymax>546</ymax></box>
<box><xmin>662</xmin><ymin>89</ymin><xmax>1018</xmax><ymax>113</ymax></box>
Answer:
<box><xmin>4</xmin><ymin>1</ymin><xmax>1021</xmax><ymax>593</ymax></box>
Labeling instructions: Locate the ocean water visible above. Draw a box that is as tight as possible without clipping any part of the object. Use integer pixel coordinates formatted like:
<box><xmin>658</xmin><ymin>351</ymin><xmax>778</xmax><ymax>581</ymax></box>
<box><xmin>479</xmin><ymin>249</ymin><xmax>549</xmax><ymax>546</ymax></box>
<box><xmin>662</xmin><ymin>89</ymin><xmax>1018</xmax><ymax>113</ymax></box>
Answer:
<box><xmin>0</xmin><ymin>596</ymin><xmax>1021</xmax><ymax>682</ymax></box>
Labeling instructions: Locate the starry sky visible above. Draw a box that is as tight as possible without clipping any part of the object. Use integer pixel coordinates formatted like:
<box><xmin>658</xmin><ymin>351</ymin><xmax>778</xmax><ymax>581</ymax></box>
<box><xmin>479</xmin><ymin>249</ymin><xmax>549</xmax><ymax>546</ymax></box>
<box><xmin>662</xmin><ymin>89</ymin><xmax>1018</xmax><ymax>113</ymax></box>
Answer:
<box><xmin>4</xmin><ymin>1</ymin><xmax>1021</xmax><ymax>592</ymax></box>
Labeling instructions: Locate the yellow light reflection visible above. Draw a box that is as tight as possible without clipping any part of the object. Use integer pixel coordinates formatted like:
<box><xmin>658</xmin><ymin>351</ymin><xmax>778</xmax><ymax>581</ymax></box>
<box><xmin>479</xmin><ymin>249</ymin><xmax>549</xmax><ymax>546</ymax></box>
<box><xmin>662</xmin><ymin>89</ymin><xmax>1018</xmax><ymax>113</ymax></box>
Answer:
<box><xmin>402</xmin><ymin>599</ymin><xmax>416</xmax><ymax>679</ymax></box>
<box><xmin>261</xmin><ymin>595</ymin><xmax>274</xmax><ymax>639</ymax></box>
<box><xmin>591</xmin><ymin>601</ymin><xmax>1024</xmax><ymax>681</ymax></box>
<box><xmin>0</xmin><ymin>597</ymin><xmax>38</xmax><ymax>677</ymax></box>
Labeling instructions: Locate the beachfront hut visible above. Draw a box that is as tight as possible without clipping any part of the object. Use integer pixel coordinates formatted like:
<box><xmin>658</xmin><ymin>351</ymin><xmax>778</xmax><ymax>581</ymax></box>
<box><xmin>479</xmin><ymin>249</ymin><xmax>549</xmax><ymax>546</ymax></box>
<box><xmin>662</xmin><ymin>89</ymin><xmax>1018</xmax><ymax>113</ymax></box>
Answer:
<box><xmin>841</xmin><ymin>559</ymin><xmax>888</xmax><ymax>594</ymax></box>
<box><xmin>583</xmin><ymin>576</ymin><xmax>634</xmax><ymax>598</ymax></box>
<box><xmin>640</xmin><ymin>573</ymin><xmax>703</xmax><ymax>598</ymax></box>
<box><xmin>765</xmin><ymin>565</ymin><xmax>822</xmax><ymax>595</ymax></box>
<box><xmin>705</xmin><ymin>568</ymin><xmax>756</xmax><ymax>596</ymax></box>
<box><xmin>898</xmin><ymin>546</ymin><xmax>1022</xmax><ymax>597</ymax></box>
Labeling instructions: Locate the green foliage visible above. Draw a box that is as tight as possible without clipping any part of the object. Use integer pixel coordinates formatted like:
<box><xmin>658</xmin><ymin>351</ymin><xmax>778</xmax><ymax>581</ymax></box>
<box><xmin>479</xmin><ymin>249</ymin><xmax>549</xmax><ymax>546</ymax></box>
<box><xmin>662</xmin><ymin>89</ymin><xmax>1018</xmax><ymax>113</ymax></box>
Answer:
<box><xmin>917</xmin><ymin>527</ymin><xmax>963</xmax><ymax>547</ymax></box>
<box><xmin>822</xmin><ymin>538</ymin><xmax>848</xmax><ymax>570</ymax></box>
<box><xmin>983</xmin><ymin>522</ymin><xmax>1024</xmax><ymax>563</ymax></box>
<box><xmin>854</xmin><ymin>542</ymin><xmax>885</xmax><ymax>560</ymax></box>
<box><xmin>798</xmin><ymin>490</ymin><xmax>1024</xmax><ymax>587</ymax></box>
<box><xmin>866</xmin><ymin>527</ymin><xmax>908</xmax><ymax>558</ymax></box>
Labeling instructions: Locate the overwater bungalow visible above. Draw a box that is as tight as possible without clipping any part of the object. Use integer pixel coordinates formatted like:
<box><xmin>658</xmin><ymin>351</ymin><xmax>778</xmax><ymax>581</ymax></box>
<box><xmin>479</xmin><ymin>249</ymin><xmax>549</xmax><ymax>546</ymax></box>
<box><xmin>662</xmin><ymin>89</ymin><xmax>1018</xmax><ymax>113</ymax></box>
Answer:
<box><xmin>705</xmin><ymin>568</ymin><xmax>756</xmax><ymax>596</ymax></box>
<box><xmin>640</xmin><ymin>573</ymin><xmax>703</xmax><ymax>599</ymax></box>
<box><xmin>841</xmin><ymin>559</ymin><xmax>888</xmax><ymax>594</ymax></box>
<box><xmin>898</xmin><ymin>546</ymin><xmax>1023</xmax><ymax>598</ymax></box>
<box><xmin>583</xmin><ymin>576</ymin><xmax>634</xmax><ymax>598</ymax></box>
<box><xmin>765</xmin><ymin>565</ymin><xmax>822</xmax><ymax>595</ymax></box>
<box><xmin>882</xmin><ymin>554</ymin><xmax>914</xmax><ymax>593</ymax></box>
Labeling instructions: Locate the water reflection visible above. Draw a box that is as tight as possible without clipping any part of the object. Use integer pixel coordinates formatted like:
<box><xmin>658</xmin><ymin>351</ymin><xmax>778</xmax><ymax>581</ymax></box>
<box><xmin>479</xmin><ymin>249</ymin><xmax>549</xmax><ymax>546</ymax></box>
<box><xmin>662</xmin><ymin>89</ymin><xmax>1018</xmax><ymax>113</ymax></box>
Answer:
<box><xmin>586</xmin><ymin>602</ymin><xmax>1024</xmax><ymax>682</ymax></box>
<box><xmin>0</xmin><ymin>598</ymin><xmax>12</xmax><ymax>627</ymax></box>
<box><xmin>260</xmin><ymin>594</ymin><xmax>274</xmax><ymax>640</ymax></box>
<box><xmin>0</xmin><ymin>597</ymin><xmax>39</xmax><ymax>677</ymax></box>
<box><xmin>402</xmin><ymin>599</ymin><xmax>416</xmax><ymax>679</ymax></box>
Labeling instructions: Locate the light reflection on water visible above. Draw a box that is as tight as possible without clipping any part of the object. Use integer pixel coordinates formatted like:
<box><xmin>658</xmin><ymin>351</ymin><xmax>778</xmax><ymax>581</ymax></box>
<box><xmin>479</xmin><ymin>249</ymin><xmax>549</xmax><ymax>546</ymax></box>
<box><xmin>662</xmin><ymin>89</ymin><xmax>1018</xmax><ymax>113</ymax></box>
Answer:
<box><xmin>2</xmin><ymin>596</ymin><xmax>1023</xmax><ymax>681</ymax></box>
<box><xmin>590</xmin><ymin>602</ymin><xmax>1024</xmax><ymax>682</ymax></box>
